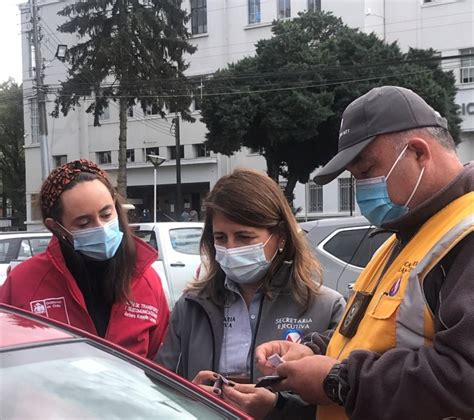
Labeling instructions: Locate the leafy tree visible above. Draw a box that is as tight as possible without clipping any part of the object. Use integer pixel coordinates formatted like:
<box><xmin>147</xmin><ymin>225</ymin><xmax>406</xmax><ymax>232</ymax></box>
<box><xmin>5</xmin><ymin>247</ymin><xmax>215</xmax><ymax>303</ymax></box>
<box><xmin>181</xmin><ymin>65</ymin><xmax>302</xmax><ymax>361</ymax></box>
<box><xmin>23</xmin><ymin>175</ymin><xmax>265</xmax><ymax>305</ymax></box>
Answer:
<box><xmin>0</xmin><ymin>80</ymin><xmax>26</xmax><ymax>227</ymax></box>
<box><xmin>53</xmin><ymin>0</ymin><xmax>196</xmax><ymax>197</ymax></box>
<box><xmin>200</xmin><ymin>11</ymin><xmax>461</xmax><ymax>203</ymax></box>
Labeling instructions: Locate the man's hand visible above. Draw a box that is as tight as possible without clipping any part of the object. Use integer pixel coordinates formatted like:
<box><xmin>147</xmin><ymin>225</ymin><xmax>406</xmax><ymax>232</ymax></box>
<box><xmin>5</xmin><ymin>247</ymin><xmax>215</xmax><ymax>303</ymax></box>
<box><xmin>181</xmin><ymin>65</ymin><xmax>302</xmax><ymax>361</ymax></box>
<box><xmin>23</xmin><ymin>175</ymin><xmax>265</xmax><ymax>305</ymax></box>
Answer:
<box><xmin>271</xmin><ymin>355</ymin><xmax>338</xmax><ymax>405</ymax></box>
<box><xmin>222</xmin><ymin>382</ymin><xmax>277</xmax><ymax>420</ymax></box>
<box><xmin>255</xmin><ymin>340</ymin><xmax>314</xmax><ymax>375</ymax></box>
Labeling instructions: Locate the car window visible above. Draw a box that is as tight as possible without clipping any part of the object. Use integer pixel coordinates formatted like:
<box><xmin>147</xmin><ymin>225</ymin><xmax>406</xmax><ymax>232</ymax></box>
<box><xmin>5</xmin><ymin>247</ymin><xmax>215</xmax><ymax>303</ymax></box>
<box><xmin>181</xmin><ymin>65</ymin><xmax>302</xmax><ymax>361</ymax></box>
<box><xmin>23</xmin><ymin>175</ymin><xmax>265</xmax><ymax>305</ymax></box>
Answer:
<box><xmin>169</xmin><ymin>228</ymin><xmax>202</xmax><ymax>255</ymax></box>
<box><xmin>0</xmin><ymin>239</ymin><xmax>19</xmax><ymax>264</ymax></box>
<box><xmin>133</xmin><ymin>230</ymin><xmax>162</xmax><ymax>261</ymax></box>
<box><xmin>29</xmin><ymin>237</ymin><xmax>51</xmax><ymax>255</ymax></box>
<box><xmin>322</xmin><ymin>228</ymin><xmax>392</xmax><ymax>268</ymax></box>
<box><xmin>1</xmin><ymin>341</ymin><xmax>236</xmax><ymax>419</ymax></box>
<box><xmin>17</xmin><ymin>240</ymin><xmax>34</xmax><ymax>260</ymax></box>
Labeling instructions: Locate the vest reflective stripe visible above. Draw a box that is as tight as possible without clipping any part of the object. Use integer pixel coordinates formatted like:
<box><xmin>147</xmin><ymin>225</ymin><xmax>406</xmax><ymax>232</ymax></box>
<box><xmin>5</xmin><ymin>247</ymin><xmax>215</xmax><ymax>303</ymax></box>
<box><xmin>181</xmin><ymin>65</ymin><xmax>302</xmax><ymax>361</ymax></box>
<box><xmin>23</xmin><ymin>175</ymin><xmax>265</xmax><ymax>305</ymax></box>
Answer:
<box><xmin>396</xmin><ymin>216</ymin><xmax>474</xmax><ymax>349</ymax></box>
<box><xmin>317</xmin><ymin>192</ymin><xmax>474</xmax><ymax>420</ymax></box>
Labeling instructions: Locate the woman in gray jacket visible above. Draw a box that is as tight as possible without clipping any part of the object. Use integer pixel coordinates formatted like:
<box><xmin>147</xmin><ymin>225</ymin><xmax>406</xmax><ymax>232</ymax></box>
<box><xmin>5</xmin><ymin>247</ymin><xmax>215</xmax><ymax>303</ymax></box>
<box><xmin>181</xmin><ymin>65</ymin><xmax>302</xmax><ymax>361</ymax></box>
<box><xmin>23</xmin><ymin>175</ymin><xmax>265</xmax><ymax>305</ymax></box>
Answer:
<box><xmin>157</xmin><ymin>168</ymin><xmax>345</xmax><ymax>419</ymax></box>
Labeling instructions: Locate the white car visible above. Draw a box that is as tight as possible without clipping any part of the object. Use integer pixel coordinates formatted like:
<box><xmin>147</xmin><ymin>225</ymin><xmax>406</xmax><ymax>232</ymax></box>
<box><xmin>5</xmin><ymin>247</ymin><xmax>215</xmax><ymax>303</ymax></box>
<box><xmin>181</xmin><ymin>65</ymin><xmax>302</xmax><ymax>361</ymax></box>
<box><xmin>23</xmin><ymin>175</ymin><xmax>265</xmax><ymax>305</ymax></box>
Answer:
<box><xmin>131</xmin><ymin>222</ymin><xmax>203</xmax><ymax>308</ymax></box>
<box><xmin>0</xmin><ymin>232</ymin><xmax>53</xmax><ymax>285</ymax></box>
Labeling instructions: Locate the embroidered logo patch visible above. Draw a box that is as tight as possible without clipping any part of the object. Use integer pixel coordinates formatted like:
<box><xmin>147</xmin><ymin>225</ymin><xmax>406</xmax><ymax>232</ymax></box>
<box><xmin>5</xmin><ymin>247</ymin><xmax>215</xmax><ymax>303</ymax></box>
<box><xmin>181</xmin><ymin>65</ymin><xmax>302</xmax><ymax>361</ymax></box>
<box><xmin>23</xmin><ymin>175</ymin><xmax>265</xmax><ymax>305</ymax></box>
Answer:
<box><xmin>30</xmin><ymin>297</ymin><xmax>70</xmax><ymax>324</ymax></box>
<box><xmin>283</xmin><ymin>329</ymin><xmax>303</xmax><ymax>343</ymax></box>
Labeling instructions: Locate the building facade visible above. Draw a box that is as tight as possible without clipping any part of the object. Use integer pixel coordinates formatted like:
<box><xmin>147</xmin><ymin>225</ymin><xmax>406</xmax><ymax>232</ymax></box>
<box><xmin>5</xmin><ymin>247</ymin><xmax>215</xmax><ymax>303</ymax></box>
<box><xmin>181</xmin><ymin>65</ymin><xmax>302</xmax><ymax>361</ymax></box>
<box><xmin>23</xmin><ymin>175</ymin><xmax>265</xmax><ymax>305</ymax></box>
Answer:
<box><xmin>20</xmin><ymin>0</ymin><xmax>473</xmax><ymax>228</ymax></box>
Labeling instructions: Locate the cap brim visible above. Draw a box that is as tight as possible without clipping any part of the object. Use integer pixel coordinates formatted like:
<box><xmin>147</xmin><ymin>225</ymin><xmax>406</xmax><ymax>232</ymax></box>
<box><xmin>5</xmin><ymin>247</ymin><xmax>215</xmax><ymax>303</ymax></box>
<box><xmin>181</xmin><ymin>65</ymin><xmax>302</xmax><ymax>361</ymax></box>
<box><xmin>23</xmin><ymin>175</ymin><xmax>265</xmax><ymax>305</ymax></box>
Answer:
<box><xmin>313</xmin><ymin>136</ymin><xmax>376</xmax><ymax>185</ymax></box>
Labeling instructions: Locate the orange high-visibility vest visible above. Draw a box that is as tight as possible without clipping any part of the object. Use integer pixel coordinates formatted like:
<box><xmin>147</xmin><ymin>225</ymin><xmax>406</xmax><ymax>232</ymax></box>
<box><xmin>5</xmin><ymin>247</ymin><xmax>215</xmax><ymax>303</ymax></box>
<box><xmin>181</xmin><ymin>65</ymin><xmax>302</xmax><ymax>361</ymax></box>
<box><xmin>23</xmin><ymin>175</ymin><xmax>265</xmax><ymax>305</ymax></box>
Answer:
<box><xmin>317</xmin><ymin>192</ymin><xmax>474</xmax><ymax>420</ymax></box>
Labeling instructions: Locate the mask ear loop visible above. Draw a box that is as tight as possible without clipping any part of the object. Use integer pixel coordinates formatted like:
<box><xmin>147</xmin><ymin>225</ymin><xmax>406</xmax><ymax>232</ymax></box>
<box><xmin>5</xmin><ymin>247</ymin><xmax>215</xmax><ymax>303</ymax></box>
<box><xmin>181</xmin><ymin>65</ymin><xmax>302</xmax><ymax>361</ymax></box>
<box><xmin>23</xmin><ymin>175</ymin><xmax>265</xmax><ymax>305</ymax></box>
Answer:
<box><xmin>404</xmin><ymin>166</ymin><xmax>425</xmax><ymax>207</ymax></box>
<box><xmin>386</xmin><ymin>144</ymin><xmax>409</xmax><ymax>180</ymax></box>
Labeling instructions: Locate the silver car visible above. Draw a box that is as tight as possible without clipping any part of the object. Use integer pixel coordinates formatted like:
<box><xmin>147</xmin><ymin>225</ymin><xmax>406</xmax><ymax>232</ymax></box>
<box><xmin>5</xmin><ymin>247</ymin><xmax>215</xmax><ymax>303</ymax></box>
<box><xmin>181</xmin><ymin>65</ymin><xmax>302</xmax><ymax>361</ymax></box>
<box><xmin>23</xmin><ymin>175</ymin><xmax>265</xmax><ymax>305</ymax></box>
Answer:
<box><xmin>300</xmin><ymin>216</ymin><xmax>392</xmax><ymax>298</ymax></box>
<box><xmin>0</xmin><ymin>232</ymin><xmax>52</xmax><ymax>285</ymax></box>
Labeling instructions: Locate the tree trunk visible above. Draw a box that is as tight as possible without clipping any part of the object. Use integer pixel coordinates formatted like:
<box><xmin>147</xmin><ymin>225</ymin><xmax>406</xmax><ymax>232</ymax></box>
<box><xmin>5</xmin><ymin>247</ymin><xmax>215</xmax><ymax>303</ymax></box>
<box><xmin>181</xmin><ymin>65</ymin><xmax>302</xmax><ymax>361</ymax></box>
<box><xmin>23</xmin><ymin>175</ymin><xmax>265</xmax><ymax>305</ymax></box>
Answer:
<box><xmin>265</xmin><ymin>155</ymin><xmax>279</xmax><ymax>182</ymax></box>
<box><xmin>284</xmin><ymin>173</ymin><xmax>298</xmax><ymax>209</ymax></box>
<box><xmin>117</xmin><ymin>97</ymin><xmax>128</xmax><ymax>198</ymax></box>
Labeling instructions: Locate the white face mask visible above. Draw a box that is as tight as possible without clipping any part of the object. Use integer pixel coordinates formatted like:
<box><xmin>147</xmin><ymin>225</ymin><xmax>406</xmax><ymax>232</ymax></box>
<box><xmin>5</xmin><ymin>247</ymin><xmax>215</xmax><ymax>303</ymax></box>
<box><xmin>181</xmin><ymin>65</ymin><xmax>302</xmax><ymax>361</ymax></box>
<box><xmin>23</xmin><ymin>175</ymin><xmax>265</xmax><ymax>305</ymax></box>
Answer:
<box><xmin>214</xmin><ymin>235</ymin><xmax>276</xmax><ymax>284</ymax></box>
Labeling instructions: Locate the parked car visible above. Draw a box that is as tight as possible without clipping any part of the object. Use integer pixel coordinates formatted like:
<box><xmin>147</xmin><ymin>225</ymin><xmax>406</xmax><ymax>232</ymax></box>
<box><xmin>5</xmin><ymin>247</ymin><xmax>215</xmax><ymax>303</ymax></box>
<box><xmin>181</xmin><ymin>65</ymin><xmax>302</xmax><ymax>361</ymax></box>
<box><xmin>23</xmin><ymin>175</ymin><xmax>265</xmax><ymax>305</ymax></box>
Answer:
<box><xmin>131</xmin><ymin>222</ymin><xmax>203</xmax><ymax>308</ymax></box>
<box><xmin>0</xmin><ymin>303</ymin><xmax>250</xmax><ymax>420</ymax></box>
<box><xmin>300</xmin><ymin>216</ymin><xmax>392</xmax><ymax>298</ymax></box>
<box><xmin>0</xmin><ymin>232</ymin><xmax>52</xmax><ymax>285</ymax></box>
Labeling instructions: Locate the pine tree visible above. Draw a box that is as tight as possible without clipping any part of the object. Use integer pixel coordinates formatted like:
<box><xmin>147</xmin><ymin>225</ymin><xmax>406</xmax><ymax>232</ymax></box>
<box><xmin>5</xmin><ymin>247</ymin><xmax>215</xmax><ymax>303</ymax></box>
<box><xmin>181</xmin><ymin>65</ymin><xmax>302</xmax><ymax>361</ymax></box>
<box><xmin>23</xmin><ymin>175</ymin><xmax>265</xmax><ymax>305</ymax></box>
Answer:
<box><xmin>53</xmin><ymin>0</ymin><xmax>196</xmax><ymax>198</ymax></box>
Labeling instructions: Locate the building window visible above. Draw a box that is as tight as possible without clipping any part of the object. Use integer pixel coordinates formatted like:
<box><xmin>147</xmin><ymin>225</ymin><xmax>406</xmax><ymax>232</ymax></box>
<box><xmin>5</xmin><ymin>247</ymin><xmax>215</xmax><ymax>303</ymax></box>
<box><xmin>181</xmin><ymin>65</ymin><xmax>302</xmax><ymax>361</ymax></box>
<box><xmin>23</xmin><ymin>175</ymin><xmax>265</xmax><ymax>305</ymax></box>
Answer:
<box><xmin>248</xmin><ymin>146</ymin><xmax>262</xmax><ymax>155</ymax></box>
<box><xmin>127</xmin><ymin>149</ymin><xmax>135</xmax><ymax>163</ymax></box>
<box><xmin>194</xmin><ymin>143</ymin><xmax>210</xmax><ymax>157</ymax></box>
<box><xmin>31</xmin><ymin>194</ymin><xmax>42</xmax><ymax>221</ymax></box>
<box><xmin>307</xmin><ymin>0</ymin><xmax>321</xmax><ymax>12</ymax></box>
<box><xmin>249</xmin><ymin>0</ymin><xmax>261</xmax><ymax>24</ymax></box>
<box><xmin>97</xmin><ymin>151</ymin><xmax>112</xmax><ymax>164</ymax></box>
<box><xmin>460</xmin><ymin>48</ymin><xmax>474</xmax><ymax>84</ymax></box>
<box><xmin>145</xmin><ymin>104</ymin><xmax>159</xmax><ymax>116</ymax></box>
<box><xmin>127</xmin><ymin>106</ymin><xmax>134</xmax><ymax>118</ymax></box>
<box><xmin>53</xmin><ymin>155</ymin><xmax>67</xmax><ymax>168</ymax></box>
<box><xmin>278</xmin><ymin>0</ymin><xmax>291</xmax><ymax>19</ymax></box>
<box><xmin>308</xmin><ymin>182</ymin><xmax>323</xmax><ymax>212</ymax></box>
<box><xmin>338</xmin><ymin>177</ymin><xmax>355</xmax><ymax>212</ymax></box>
<box><xmin>168</xmin><ymin>145</ymin><xmax>184</xmax><ymax>160</ymax></box>
<box><xmin>30</xmin><ymin>99</ymin><xmax>39</xmax><ymax>144</ymax></box>
<box><xmin>191</xmin><ymin>0</ymin><xmax>207</xmax><ymax>35</ymax></box>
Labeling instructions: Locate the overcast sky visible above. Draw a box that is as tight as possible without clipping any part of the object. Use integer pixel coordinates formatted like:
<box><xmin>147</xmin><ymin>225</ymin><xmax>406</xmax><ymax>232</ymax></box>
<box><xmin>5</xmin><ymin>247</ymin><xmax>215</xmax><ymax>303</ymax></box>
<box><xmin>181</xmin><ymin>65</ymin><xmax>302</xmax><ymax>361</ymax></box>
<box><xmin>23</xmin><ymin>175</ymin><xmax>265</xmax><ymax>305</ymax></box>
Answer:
<box><xmin>0</xmin><ymin>0</ymin><xmax>23</xmax><ymax>84</ymax></box>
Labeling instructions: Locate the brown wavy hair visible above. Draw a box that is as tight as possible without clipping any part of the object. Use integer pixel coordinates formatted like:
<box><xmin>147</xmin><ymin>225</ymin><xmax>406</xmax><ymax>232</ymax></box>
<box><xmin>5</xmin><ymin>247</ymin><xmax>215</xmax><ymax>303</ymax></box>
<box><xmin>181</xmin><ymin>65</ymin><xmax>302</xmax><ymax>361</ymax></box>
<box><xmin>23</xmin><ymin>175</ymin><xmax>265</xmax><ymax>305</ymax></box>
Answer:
<box><xmin>41</xmin><ymin>168</ymin><xmax>136</xmax><ymax>304</ymax></box>
<box><xmin>189</xmin><ymin>168</ymin><xmax>322</xmax><ymax>310</ymax></box>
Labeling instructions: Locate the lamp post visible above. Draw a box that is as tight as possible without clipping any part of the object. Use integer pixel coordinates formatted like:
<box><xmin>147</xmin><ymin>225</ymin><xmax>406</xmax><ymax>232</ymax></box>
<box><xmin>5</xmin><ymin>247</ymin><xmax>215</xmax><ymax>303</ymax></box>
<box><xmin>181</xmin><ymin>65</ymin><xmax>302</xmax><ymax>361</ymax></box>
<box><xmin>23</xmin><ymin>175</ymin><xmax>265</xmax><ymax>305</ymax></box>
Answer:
<box><xmin>147</xmin><ymin>154</ymin><xmax>166</xmax><ymax>223</ymax></box>
<box><xmin>366</xmin><ymin>3</ymin><xmax>386</xmax><ymax>41</ymax></box>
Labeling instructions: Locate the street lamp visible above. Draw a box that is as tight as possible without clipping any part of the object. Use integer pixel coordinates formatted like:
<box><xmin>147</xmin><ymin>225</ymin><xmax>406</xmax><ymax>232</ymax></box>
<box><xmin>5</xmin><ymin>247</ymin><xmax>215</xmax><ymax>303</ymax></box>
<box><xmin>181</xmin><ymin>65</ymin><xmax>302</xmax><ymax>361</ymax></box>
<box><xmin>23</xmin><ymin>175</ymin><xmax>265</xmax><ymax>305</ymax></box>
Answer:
<box><xmin>147</xmin><ymin>154</ymin><xmax>167</xmax><ymax>223</ymax></box>
<box><xmin>55</xmin><ymin>44</ymin><xmax>68</xmax><ymax>61</ymax></box>
<box><xmin>366</xmin><ymin>4</ymin><xmax>386</xmax><ymax>41</ymax></box>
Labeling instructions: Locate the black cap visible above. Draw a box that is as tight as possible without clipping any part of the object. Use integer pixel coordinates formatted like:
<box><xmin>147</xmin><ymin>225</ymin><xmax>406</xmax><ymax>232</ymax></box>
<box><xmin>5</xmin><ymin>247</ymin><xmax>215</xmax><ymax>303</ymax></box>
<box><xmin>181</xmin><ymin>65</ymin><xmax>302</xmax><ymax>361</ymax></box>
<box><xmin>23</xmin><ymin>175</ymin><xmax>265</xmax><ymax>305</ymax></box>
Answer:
<box><xmin>313</xmin><ymin>86</ymin><xmax>448</xmax><ymax>185</ymax></box>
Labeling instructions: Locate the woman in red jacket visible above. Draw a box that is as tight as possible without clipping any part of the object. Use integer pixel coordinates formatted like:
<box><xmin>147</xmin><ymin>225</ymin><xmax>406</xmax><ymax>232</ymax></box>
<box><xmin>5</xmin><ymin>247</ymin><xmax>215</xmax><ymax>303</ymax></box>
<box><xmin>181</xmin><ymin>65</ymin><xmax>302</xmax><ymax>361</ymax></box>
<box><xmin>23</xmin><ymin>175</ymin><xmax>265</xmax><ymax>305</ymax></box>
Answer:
<box><xmin>0</xmin><ymin>159</ymin><xmax>169</xmax><ymax>359</ymax></box>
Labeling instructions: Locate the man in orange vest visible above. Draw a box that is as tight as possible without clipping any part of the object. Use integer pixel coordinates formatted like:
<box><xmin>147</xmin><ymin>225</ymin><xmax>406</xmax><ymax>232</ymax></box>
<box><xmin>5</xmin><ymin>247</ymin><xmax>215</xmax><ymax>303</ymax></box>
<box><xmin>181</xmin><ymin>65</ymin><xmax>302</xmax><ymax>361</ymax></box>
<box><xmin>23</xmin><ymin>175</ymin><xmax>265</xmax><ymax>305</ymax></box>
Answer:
<box><xmin>255</xmin><ymin>86</ymin><xmax>474</xmax><ymax>419</ymax></box>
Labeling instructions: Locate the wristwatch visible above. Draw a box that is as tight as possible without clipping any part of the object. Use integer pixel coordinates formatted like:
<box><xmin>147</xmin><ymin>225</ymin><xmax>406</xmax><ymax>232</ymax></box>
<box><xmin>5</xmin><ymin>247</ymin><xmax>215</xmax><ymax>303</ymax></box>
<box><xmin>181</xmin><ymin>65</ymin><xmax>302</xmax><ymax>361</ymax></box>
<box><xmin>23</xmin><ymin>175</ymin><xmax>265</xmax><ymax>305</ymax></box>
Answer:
<box><xmin>322</xmin><ymin>363</ymin><xmax>349</xmax><ymax>406</ymax></box>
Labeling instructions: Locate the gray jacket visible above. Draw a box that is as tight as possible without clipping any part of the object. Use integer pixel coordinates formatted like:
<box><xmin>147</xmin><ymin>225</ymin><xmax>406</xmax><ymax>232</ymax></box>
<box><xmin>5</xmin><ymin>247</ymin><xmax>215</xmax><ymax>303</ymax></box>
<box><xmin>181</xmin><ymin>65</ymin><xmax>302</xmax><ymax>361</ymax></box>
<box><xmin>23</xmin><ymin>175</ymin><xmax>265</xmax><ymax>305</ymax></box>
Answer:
<box><xmin>157</xmin><ymin>262</ymin><xmax>345</xmax><ymax>418</ymax></box>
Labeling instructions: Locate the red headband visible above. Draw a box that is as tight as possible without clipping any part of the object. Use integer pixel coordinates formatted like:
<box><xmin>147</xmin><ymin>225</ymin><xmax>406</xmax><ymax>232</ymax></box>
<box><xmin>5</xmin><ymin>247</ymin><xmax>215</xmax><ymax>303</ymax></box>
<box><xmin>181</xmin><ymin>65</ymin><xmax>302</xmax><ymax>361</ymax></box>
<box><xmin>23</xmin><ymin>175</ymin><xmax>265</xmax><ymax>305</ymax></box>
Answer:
<box><xmin>40</xmin><ymin>159</ymin><xmax>109</xmax><ymax>217</ymax></box>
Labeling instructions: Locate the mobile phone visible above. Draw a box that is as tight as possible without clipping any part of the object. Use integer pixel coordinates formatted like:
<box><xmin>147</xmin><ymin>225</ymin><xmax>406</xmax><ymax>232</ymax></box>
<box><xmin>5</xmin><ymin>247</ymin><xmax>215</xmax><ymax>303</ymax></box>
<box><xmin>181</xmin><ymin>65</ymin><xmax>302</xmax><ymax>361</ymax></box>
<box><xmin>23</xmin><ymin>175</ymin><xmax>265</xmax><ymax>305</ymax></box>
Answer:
<box><xmin>255</xmin><ymin>375</ymin><xmax>284</xmax><ymax>388</ymax></box>
<box><xmin>213</xmin><ymin>374</ymin><xmax>230</xmax><ymax>390</ymax></box>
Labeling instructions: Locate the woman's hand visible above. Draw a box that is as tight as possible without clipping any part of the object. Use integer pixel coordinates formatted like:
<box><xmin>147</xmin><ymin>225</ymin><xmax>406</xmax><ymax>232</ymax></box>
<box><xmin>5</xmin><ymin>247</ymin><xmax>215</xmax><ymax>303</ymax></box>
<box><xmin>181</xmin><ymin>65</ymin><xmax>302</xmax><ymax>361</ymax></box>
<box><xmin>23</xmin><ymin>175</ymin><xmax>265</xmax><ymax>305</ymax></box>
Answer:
<box><xmin>255</xmin><ymin>340</ymin><xmax>314</xmax><ymax>375</ymax></box>
<box><xmin>222</xmin><ymin>383</ymin><xmax>277</xmax><ymax>420</ymax></box>
<box><xmin>192</xmin><ymin>370</ymin><xmax>223</xmax><ymax>398</ymax></box>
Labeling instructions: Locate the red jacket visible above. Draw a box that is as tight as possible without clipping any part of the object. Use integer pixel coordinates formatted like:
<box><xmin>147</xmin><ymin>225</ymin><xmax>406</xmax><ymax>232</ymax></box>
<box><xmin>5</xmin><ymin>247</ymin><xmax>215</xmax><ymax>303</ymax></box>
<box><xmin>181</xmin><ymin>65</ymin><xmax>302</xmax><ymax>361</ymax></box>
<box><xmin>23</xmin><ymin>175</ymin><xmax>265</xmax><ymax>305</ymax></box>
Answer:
<box><xmin>0</xmin><ymin>236</ymin><xmax>169</xmax><ymax>359</ymax></box>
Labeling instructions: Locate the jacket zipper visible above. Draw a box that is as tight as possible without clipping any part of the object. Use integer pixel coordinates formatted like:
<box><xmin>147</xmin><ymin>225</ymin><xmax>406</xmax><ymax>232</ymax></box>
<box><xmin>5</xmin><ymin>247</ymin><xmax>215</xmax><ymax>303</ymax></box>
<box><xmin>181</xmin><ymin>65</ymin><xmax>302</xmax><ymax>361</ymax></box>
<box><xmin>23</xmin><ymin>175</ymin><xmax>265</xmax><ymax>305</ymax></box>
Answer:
<box><xmin>249</xmin><ymin>294</ymin><xmax>265</xmax><ymax>382</ymax></box>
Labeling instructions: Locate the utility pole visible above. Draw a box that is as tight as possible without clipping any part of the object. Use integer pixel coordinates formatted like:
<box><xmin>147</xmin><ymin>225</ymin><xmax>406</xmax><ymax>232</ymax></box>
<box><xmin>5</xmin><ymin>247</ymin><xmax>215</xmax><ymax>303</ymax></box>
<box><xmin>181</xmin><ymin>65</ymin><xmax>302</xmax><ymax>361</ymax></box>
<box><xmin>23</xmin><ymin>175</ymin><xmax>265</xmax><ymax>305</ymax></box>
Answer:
<box><xmin>31</xmin><ymin>0</ymin><xmax>50</xmax><ymax>180</ymax></box>
<box><xmin>174</xmin><ymin>114</ymin><xmax>182</xmax><ymax>220</ymax></box>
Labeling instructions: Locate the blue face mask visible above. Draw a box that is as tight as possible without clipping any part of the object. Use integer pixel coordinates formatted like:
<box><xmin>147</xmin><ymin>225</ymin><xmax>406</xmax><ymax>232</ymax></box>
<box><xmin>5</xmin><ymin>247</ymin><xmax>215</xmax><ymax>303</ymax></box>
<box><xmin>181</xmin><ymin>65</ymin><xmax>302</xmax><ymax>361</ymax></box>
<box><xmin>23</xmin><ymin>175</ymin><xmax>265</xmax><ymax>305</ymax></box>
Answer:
<box><xmin>71</xmin><ymin>217</ymin><xmax>124</xmax><ymax>261</ymax></box>
<box><xmin>215</xmin><ymin>235</ymin><xmax>276</xmax><ymax>284</ymax></box>
<box><xmin>355</xmin><ymin>145</ymin><xmax>425</xmax><ymax>227</ymax></box>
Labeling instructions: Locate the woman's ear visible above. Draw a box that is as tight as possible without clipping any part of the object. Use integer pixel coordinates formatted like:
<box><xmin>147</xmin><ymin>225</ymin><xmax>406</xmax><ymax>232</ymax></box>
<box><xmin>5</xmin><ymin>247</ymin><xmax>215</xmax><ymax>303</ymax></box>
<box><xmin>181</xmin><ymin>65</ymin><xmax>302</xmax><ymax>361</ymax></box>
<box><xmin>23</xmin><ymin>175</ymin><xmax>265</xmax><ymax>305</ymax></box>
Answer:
<box><xmin>44</xmin><ymin>218</ymin><xmax>55</xmax><ymax>232</ymax></box>
<box><xmin>44</xmin><ymin>218</ymin><xmax>73</xmax><ymax>245</ymax></box>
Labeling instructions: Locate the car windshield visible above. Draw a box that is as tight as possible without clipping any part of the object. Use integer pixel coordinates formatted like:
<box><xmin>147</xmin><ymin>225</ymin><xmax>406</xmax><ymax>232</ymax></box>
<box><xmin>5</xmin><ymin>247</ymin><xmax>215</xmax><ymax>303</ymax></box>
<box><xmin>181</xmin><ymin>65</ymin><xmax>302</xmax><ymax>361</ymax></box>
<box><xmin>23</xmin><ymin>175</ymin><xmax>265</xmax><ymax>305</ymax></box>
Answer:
<box><xmin>1</xmin><ymin>341</ymin><xmax>231</xmax><ymax>419</ymax></box>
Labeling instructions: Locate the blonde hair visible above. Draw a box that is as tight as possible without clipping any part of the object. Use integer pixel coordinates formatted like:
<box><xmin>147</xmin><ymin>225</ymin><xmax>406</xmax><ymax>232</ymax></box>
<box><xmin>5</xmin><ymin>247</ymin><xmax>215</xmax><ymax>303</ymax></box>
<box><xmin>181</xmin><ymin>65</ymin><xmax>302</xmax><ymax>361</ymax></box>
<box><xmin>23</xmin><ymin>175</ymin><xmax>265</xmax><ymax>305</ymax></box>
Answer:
<box><xmin>189</xmin><ymin>168</ymin><xmax>322</xmax><ymax>310</ymax></box>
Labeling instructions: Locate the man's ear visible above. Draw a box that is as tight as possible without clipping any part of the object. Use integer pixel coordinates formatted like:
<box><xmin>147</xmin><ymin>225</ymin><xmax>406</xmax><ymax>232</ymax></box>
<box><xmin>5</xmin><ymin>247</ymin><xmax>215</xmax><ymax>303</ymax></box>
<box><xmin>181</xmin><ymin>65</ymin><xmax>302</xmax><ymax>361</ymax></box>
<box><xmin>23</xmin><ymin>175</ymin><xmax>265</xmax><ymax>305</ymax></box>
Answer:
<box><xmin>407</xmin><ymin>138</ymin><xmax>431</xmax><ymax>166</ymax></box>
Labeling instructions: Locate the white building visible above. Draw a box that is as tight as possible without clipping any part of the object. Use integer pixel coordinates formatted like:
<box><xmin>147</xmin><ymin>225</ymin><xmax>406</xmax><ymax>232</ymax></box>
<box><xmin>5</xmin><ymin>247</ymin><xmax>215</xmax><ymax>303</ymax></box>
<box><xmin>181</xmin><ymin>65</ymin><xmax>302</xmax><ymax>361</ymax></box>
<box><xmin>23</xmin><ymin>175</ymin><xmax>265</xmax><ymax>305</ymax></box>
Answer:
<box><xmin>20</xmin><ymin>0</ymin><xmax>473</xmax><ymax>229</ymax></box>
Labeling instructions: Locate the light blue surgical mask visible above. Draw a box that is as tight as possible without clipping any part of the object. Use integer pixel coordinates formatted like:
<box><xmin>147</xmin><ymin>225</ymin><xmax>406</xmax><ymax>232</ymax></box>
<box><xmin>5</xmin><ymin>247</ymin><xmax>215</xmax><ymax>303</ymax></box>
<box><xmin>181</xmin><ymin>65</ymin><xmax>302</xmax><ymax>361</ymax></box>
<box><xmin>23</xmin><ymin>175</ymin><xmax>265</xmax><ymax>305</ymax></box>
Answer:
<box><xmin>71</xmin><ymin>217</ymin><xmax>124</xmax><ymax>261</ymax></box>
<box><xmin>215</xmin><ymin>235</ymin><xmax>276</xmax><ymax>284</ymax></box>
<box><xmin>355</xmin><ymin>145</ymin><xmax>425</xmax><ymax>227</ymax></box>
